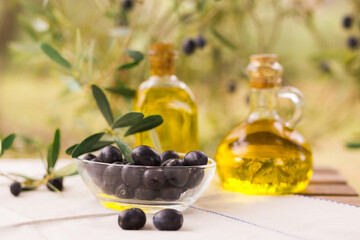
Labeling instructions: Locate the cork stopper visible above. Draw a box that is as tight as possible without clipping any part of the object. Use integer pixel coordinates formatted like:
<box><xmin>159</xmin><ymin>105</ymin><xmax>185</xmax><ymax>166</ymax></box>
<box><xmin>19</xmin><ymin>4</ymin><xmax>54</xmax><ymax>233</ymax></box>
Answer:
<box><xmin>149</xmin><ymin>43</ymin><xmax>175</xmax><ymax>55</ymax></box>
<box><xmin>149</xmin><ymin>43</ymin><xmax>176</xmax><ymax>76</ymax></box>
<box><xmin>246</xmin><ymin>54</ymin><xmax>283</xmax><ymax>88</ymax></box>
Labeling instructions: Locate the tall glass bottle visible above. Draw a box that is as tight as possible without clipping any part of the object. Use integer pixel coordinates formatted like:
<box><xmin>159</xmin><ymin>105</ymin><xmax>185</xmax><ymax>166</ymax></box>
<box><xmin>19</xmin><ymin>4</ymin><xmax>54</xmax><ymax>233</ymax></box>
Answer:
<box><xmin>134</xmin><ymin>43</ymin><xmax>198</xmax><ymax>153</ymax></box>
<box><xmin>215</xmin><ymin>54</ymin><xmax>312</xmax><ymax>194</ymax></box>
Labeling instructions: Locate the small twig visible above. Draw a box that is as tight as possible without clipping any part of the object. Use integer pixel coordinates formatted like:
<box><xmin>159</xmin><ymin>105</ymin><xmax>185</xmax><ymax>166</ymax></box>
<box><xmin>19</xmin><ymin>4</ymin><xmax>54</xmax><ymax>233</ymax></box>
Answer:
<box><xmin>0</xmin><ymin>171</ymin><xmax>17</xmax><ymax>182</ymax></box>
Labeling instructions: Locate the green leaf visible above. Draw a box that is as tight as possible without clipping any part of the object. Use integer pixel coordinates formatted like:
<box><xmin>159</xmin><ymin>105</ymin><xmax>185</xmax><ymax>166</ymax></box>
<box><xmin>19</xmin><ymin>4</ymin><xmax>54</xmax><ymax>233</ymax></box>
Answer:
<box><xmin>91</xmin><ymin>84</ymin><xmax>114</xmax><ymax>126</ymax></box>
<box><xmin>210</xmin><ymin>26</ymin><xmax>237</xmax><ymax>50</ymax></box>
<box><xmin>0</xmin><ymin>134</ymin><xmax>16</xmax><ymax>157</ymax></box>
<box><xmin>112</xmin><ymin>112</ymin><xmax>144</xmax><ymax>129</ymax></box>
<box><xmin>90</xmin><ymin>141</ymin><xmax>115</xmax><ymax>152</ymax></box>
<box><xmin>66</xmin><ymin>144</ymin><xmax>78</xmax><ymax>155</ymax></box>
<box><xmin>106</xmin><ymin>86</ymin><xmax>136</xmax><ymax>98</ymax></box>
<box><xmin>54</xmin><ymin>162</ymin><xmax>79</xmax><ymax>178</ymax></box>
<box><xmin>115</xmin><ymin>138</ymin><xmax>133</xmax><ymax>163</ymax></box>
<box><xmin>124</xmin><ymin>50</ymin><xmax>144</xmax><ymax>62</ymax></box>
<box><xmin>117</xmin><ymin>61</ymin><xmax>140</xmax><ymax>70</ymax></box>
<box><xmin>46</xmin><ymin>129</ymin><xmax>60</xmax><ymax>172</ymax></box>
<box><xmin>124</xmin><ymin>115</ymin><xmax>163</xmax><ymax>136</ymax></box>
<box><xmin>117</xmin><ymin>50</ymin><xmax>144</xmax><ymax>70</ymax></box>
<box><xmin>46</xmin><ymin>145</ymin><xmax>53</xmax><ymax>173</ymax></box>
<box><xmin>22</xmin><ymin>186</ymin><xmax>37</xmax><ymax>191</ymax></box>
<box><xmin>71</xmin><ymin>132</ymin><xmax>105</xmax><ymax>158</ymax></box>
<box><xmin>40</xmin><ymin>43</ymin><xmax>71</xmax><ymax>69</ymax></box>
<box><xmin>66</xmin><ymin>140</ymin><xmax>114</xmax><ymax>156</ymax></box>
<box><xmin>346</xmin><ymin>141</ymin><xmax>360</xmax><ymax>149</ymax></box>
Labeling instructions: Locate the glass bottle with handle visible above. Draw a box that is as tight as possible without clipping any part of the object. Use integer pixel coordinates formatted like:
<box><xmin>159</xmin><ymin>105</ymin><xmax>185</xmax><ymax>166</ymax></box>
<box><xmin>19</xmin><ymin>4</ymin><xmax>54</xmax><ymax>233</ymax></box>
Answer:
<box><xmin>215</xmin><ymin>54</ymin><xmax>313</xmax><ymax>194</ymax></box>
<box><xmin>134</xmin><ymin>43</ymin><xmax>198</xmax><ymax>153</ymax></box>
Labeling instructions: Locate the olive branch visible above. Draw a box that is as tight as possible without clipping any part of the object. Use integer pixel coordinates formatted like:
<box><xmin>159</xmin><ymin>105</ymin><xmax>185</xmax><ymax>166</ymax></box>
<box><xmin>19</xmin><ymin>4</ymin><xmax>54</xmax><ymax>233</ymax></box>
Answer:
<box><xmin>65</xmin><ymin>84</ymin><xmax>163</xmax><ymax>163</ymax></box>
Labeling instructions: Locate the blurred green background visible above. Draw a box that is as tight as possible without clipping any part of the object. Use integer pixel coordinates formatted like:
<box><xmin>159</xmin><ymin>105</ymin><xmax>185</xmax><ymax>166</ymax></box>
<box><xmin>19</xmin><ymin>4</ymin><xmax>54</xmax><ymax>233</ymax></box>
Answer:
<box><xmin>0</xmin><ymin>0</ymin><xmax>360</xmax><ymax>189</ymax></box>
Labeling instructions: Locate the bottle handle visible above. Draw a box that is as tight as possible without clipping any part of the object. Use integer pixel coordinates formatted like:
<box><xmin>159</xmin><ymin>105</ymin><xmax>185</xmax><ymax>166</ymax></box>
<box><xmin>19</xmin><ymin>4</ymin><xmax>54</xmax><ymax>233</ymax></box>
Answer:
<box><xmin>277</xmin><ymin>86</ymin><xmax>304</xmax><ymax>129</ymax></box>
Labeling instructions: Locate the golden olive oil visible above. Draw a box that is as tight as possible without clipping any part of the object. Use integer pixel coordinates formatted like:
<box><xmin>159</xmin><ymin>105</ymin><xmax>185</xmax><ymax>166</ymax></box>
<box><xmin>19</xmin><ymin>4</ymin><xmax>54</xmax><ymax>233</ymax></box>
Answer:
<box><xmin>134</xmin><ymin>43</ymin><xmax>198</xmax><ymax>152</ymax></box>
<box><xmin>135</xmin><ymin>85</ymin><xmax>198</xmax><ymax>153</ymax></box>
<box><xmin>216</xmin><ymin>119</ymin><xmax>312</xmax><ymax>194</ymax></box>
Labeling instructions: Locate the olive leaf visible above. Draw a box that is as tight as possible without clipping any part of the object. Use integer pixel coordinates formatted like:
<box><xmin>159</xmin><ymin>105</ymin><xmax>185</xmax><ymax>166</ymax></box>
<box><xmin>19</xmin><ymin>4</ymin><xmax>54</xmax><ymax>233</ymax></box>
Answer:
<box><xmin>0</xmin><ymin>133</ymin><xmax>16</xmax><ymax>157</ymax></box>
<box><xmin>46</xmin><ymin>129</ymin><xmax>60</xmax><ymax>173</ymax></box>
<box><xmin>71</xmin><ymin>132</ymin><xmax>105</xmax><ymax>158</ymax></box>
<box><xmin>124</xmin><ymin>115</ymin><xmax>163</xmax><ymax>136</ymax></box>
<box><xmin>40</xmin><ymin>43</ymin><xmax>72</xmax><ymax>69</ymax></box>
<box><xmin>118</xmin><ymin>61</ymin><xmax>140</xmax><ymax>70</ymax></box>
<box><xmin>46</xmin><ymin>145</ymin><xmax>53</xmax><ymax>173</ymax></box>
<box><xmin>125</xmin><ymin>50</ymin><xmax>144</xmax><ymax>62</ymax></box>
<box><xmin>91</xmin><ymin>84</ymin><xmax>114</xmax><ymax>126</ymax></box>
<box><xmin>115</xmin><ymin>138</ymin><xmax>133</xmax><ymax>163</ymax></box>
<box><xmin>210</xmin><ymin>26</ymin><xmax>237</xmax><ymax>50</ymax></box>
<box><xmin>66</xmin><ymin>140</ymin><xmax>114</xmax><ymax>155</ymax></box>
<box><xmin>92</xmin><ymin>141</ymin><xmax>115</xmax><ymax>150</ymax></box>
<box><xmin>106</xmin><ymin>78</ymin><xmax>136</xmax><ymax>98</ymax></box>
<box><xmin>112</xmin><ymin>112</ymin><xmax>144</xmax><ymax>129</ymax></box>
<box><xmin>66</xmin><ymin>144</ymin><xmax>78</xmax><ymax>155</ymax></box>
<box><xmin>346</xmin><ymin>141</ymin><xmax>360</xmax><ymax>149</ymax></box>
<box><xmin>54</xmin><ymin>162</ymin><xmax>78</xmax><ymax>178</ymax></box>
<box><xmin>117</xmin><ymin>50</ymin><xmax>144</xmax><ymax>70</ymax></box>
<box><xmin>22</xmin><ymin>186</ymin><xmax>38</xmax><ymax>191</ymax></box>
<box><xmin>105</xmin><ymin>86</ymin><xmax>136</xmax><ymax>98</ymax></box>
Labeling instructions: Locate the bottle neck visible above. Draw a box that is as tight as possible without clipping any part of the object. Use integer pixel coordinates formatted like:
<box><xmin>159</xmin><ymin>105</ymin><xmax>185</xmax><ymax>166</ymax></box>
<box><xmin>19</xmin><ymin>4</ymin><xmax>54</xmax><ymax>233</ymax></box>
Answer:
<box><xmin>150</xmin><ymin>54</ymin><xmax>175</xmax><ymax>77</ymax></box>
<box><xmin>248</xmin><ymin>87</ymin><xmax>278</xmax><ymax>121</ymax></box>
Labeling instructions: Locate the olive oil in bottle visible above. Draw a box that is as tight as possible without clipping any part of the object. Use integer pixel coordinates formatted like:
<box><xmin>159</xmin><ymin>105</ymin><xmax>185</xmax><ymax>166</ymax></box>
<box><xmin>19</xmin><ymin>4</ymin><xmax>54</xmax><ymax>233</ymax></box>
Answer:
<box><xmin>215</xmin><ymin>54</ymin><xmax>313</xmax><ymax>194</ymax></box>
<box><xmin>134</xmin><ymin>43</ymin><xmax>198</xmax><ymax>153</ymax></box>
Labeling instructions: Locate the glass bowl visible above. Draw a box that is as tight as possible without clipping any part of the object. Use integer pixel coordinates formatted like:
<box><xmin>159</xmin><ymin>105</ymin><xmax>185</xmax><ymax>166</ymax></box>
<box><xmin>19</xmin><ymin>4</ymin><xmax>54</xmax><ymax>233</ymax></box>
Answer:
<box><xmin>75</xmin><ymin>158</ymin><xmax>216</xmax><ymax>212</ymax></box>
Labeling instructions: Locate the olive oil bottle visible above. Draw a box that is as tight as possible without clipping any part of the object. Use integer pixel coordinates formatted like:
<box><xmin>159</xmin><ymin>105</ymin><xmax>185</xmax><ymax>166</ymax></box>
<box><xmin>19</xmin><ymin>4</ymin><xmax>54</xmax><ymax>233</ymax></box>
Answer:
<box><xmin>215</xmin><ymin>54</ymin><xmax>312</xmax><ymax>194</ymax></box>
<box><xmin>134</xmin><ymin>43</ymin><xmax>198</xmax><ymax>153</ymax></box>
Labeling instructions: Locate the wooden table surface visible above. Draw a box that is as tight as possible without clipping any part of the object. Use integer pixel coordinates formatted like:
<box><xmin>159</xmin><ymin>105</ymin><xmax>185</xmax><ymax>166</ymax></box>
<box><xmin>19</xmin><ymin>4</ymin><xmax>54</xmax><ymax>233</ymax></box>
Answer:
<box><xmin>300</xmin><ymin>167</ymin><xmax>360</xmax><ymax>206</ymax></box>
